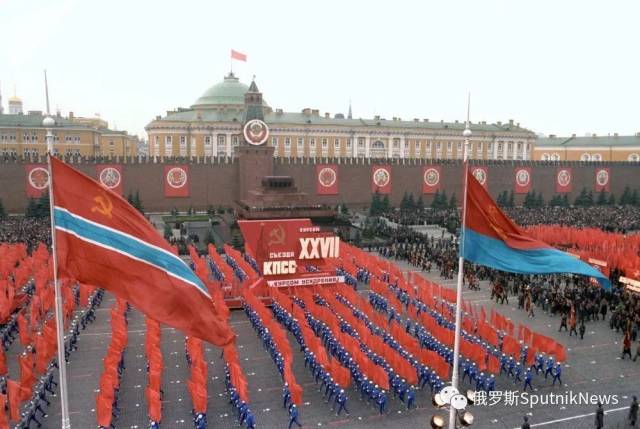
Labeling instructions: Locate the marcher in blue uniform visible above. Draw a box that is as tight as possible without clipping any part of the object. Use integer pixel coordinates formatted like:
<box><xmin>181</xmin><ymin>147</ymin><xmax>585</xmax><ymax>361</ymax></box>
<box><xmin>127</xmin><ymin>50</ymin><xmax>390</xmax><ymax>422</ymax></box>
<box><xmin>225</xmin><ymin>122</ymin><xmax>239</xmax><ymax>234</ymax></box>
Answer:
<box><xmin>523</xmin><ymin>368</ymin><xmax>533</xmax><ymax>391</ymax></box>
<box><xmin>552</xmin><ymin>363</ymin><xmax>563</xmax><ymax>386</ymax></box>
<box><xmin>377</xmin><ymin>390</ymin><xmax>388</xmax><ymax>414</ymax></box>
<box><xmin>288</xmin><ymin>404</ymin><xmax>302</xmax><ymax>429</ymax></box>
<box><xmin>335</xmin><ymin>389</ymin><xmax>350</xmax><ymax>416</ymax></box>
<box><xmin>406</xmin><ymin>386</ymin><xmax>416</xmax><ymax>409</ymax></box>
<box><xmin>283</xmin><ymin>383</ymin><xmax>291</xmax><ymax>408</ymax></box>
<box><xmin>544</xmin><ymin>356</ymin><xmax>555</xmax><ymax>379</ymax></box>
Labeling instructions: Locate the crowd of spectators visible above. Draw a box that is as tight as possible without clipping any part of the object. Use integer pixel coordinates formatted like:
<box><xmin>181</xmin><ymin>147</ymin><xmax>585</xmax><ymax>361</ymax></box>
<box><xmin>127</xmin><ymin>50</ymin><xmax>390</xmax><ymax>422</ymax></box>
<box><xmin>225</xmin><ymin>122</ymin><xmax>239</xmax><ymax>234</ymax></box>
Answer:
<box><xmin>0</xmin><ymin>217</ymin><xmax>50</xmax><ymax>251</ymax></box>
<box><xmin>369</xmin><ymin>207</ymin><xmax>640</xmax><ymax>353</ymax></box>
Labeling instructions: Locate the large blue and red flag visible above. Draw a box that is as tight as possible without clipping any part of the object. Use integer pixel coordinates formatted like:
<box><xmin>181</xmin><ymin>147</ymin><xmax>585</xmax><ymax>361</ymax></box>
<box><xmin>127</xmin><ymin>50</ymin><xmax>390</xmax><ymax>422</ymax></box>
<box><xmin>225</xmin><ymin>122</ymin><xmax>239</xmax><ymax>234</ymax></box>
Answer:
<box><xmin>50</xmin><ymin>157</ymin><xmax>235</xmax><ymax>346</ymax></box>
<box><xmin>462</xmin><ymin>168</ymin><xmax>611</xmax><ymax>289</ymax></box>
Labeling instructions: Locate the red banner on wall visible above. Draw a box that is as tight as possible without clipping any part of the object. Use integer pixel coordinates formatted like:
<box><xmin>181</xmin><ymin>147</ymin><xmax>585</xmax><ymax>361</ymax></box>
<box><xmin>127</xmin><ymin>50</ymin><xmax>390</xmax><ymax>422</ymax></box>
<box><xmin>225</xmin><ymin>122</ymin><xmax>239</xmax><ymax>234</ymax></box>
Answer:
<box><xmin>514</xmin><ymin>167</ymin><xmax>532</xmax><ymax>194</ymax></box>
<box><xmin>471</xmin><ymin>166</ymin><xmax>488</xmax><ymax>189</ymax></box>
<box><xmin>595</xmin><ymin>168</ymin><xmax>610</xmax><ymax>192</ymax></box>
<box><xmin>316</xmin><ymin>165</ymin><xmax>338</xmax><ymax>195</ymax></box>
<box><xmin>371</xmin><ymin>166</ymin><xmax>391</xmax><ymax>194</ymax></box>
<box><xmin>555</xmin><ymin>167</ymin><xmax>572</xmax><ymax>193</ymax></box>
<box><xmin>25</xmin><ymin>164</ymin><xmax>49</xmax><ymax>198</ymax></box>
<box><xmin>164</xmin><ymin>165</ymin><xmax>189</xmax><ymax>197</ymax></box>
<box><xmin>422</xmin><ymin>166</ymin><xmax>441</xmax><ymax>194</ymax></box>
<box><xmin>96</xmin><ymin>165</ymin><xmax>123</xmax><ymax>196</ymax></box>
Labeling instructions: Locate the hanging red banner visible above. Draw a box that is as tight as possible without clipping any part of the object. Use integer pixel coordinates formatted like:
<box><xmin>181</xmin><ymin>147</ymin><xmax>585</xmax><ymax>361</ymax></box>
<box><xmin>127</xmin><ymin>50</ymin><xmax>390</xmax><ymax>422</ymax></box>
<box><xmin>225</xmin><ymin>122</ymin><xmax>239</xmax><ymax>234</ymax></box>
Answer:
<box><xmin>594</xmin><ymin>168</ymin><xmax>610</xmax><ymax>192</ymax></box>
<box><xmin>96</xmin><ymin>165</ymin><xmax>123</xmax><ymax>196</ymax></box>
<box><xmin>422</xmin><ymin>166</ymin><xmax>441</xmax><ymax>194</ymax></box>
<box><xmin>371</xmin><ymin>165</ymin><xmax>391</xmax><ymax>194</ymax></box>
<box><xmin>163</xmin><ymin>165</ymin><xmax>189</xmax><ymax>197</ymax></box>
<box><xmin>25</xmin><ymin>164</ymin><xmax>49</xmax><ymax>198</ymax></box>
<box><xmin>470</xmin><ymin>166</ymin><xmax>488</xmax><ymax>189</ymax></box>
<box><xmin>555</xmin><ymin>167</ymin><xmax>572</xmax><ymax>193</ymax></box>
<box><xmin>316</xmin><ymin>165</ymin><xmax>338</xmax><ymax>195</ymax></box>
<box><xmin>514</xmin><ymin>167</ymin><xmax>532</xmax><ymax>194</ymax></box>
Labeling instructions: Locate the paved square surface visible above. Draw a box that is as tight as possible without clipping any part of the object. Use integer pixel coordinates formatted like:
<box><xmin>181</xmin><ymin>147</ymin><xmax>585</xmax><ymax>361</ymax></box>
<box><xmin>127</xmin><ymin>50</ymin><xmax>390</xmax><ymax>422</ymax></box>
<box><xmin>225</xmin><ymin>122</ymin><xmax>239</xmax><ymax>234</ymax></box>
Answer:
<box><xmin>32</xmin><ymin>257</ymin><xmax>640</xmax><ymax>429</ymax></box>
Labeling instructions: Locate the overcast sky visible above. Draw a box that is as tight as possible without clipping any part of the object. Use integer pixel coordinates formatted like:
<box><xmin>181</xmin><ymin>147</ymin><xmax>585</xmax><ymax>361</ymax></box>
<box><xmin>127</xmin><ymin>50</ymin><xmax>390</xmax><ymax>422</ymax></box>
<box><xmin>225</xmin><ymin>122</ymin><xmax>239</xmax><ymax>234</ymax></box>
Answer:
<box><xmin>2</xmin><ymin>0</ymin><xmax>639</xmax><ymax>138</ymax></box>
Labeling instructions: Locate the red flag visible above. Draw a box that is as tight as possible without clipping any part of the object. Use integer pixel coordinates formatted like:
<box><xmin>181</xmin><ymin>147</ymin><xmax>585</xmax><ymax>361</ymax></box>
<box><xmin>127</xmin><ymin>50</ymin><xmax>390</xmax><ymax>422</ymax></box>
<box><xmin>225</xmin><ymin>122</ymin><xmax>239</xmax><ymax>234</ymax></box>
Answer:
<box><xmin>316</xmin><ymin>165</ymin><xmax>339</xmax><ymax>195</ymax></box>
<box><xmin>555</xmin><ymin>167</ymin><xmax>572</xmax><ymax>193</ymax></box>
<box><xmin>7</xmin><ymin>380</ymin><xmax>21</xmax><ymax>422</ymax></box>
<box><xmin>51</xmin><ymin>157</ymin><xmax>234</xmax><ymax>347</ymax></box>
<box><xmin>594</xmin><ymin>168</ymin><xmax>610</xmax><ymax>192</ymax></box>
<box><xmin>96</xmin><ymin>393</ymin><xmax>113</xmax><ymax>427</ymax></box>
<box><xmin>422</xmin><ymin>166</ymin><xmax>441</xmax><ymax>194</ymax></box>
<box><xmin>146</xmin><ymin>387</ymin><xmax>162</xmax><ymax>422</ymax></box>
<box><xmin>514</xmin><ymin>167</ymin><xmax>531</xmax><ymax>194</ymax></box>
<box><xmin>96</xmin><ymin>164</ymin><xmax>124</xmax><ymax>196</ymax></box>
<box><xmin>0</xmin><ymin>393</ymin><xmax>9</xmax><ymax>427</ymax></box>
<box><xmin>25</xmin><ymin>164</ymin><xmax>49</xmax><ymax>198</ymax></box>
<box><xmin>164</xmin><ymin>165</ymin><xmax>189</xmax><ymax>197</ymax></box>
<box><xmin>371</xmin><ymin>165</ymin><xmax>391</xmax><ymax>194</ymax></box>
<box><xmin>231</xmin><ymin>49</ymin><xmax>247</xmax><ymax>61</ymax></box>
<box><xmin>0</xmin><ymin>350</ymin><xmax>6</xmax><ymax>376</ymax></box>
<box><xmin>487</xmin><ymin>355</ymin><xmax>500</xmax><ymax>374</ymax></box>
<box><xmin>554</xmin><ymin>343</ymin><xmax>566</xmax><ymax>362</ymax></box>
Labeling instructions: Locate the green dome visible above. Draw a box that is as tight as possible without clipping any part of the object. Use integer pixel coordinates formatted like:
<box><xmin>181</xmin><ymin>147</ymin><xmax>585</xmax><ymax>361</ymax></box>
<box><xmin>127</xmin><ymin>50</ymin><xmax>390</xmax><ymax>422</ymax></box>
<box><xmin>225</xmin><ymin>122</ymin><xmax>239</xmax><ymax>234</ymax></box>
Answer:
<box><xmin>192</xmin><ymin>72</ymin><xmax>253</xmax><ymax>108</ymax></box>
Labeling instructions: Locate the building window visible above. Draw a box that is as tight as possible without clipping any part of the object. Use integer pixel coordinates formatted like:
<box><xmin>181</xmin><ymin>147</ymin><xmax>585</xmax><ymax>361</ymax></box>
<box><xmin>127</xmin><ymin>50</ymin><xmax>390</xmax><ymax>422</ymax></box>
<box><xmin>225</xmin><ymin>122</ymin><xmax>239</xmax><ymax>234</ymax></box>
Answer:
<box><xmin>297</xmin><ymin>137</ymin><xmax>304</xmax><ymax>151</ymax></box>
<box><xmin>310</xmin><ymin>138</ymin><xmax>316</xmax><ymax>149</ymax></box>
<box><xmin>628</xmin><ymin>153</ymin><xmax>639</xmax><ymax>162</ymax></box>
<box><xmin>478</xmin><ymin>142</ymin><xmax>483</xmax><ymax>152</ymax></box>
<box><xmin>179</xmin><ymin>135</ymin><xmax>187</xmax><ymax>156</ymax></box>
<box><xmin>346</xmin><ymin>138</ymin><xmax>352</xmax><ymax>148</ymax></box>
<box><xmin>580</xmin><ymin>153</ymin><xmax>591</xmax><ymax>161</ymax></box>
<box><xmin>370</xmin><ymin>140</ymin><xmax>386</xmax><ymax>158</ymax></box>
<box><xmin>334</xmin><ymin>138</ymin><xmax>340</xmax><ymax>149</ymax></box>
<box><xmin>109</xmin><ymin>140</ymin><xmax>114</xmax><ymax>147</ymax></box>
<box><xmin>357</xmin><ymin>137</ymin><xmax>365</xmax><ymax>148</ymax></box>
<box><xmin>393</xmin><ymin>138</ymin><xmax>400</xmax><ymax>148</ymax></box>
<box><xmin>271</xmin><ymin>136</ymin><xmax>278</xmax><ymax>146</ymax></box>
<box><xmin>551</xmin><ymin>153</ymin><xmax>560</xmax><ymax>161</ymax></box>
<box><xmin>403</xmin><ymin>141</ymin><xmax>409</xmax><ymax>150</ymax></box>
<box><xmin>284</xmin><ymin>137</ymin><xmax>291</xmax><ymax>148</ymax></box>
<box><xmin>417</xmin><ymin>141</ymin><xmax>422</xmax><ymax>151</ymax></box>
<box><xmin>447</xmin><ymin>142</ymin><xmax>452</xmax><ymax>151</ymax></box>
<box><xmin>232</xmin><ymin>135</ymin><xmax>239</xmax><ymax>146</ymax></box>
<box><xmin>526</xmin><ymin>143</ymin><xmax>531</xmax><ymax>151</ymax></box>
<box><xmin>592</xmin><ymin>153</ymin><xmax>602</xmax><ymax>161</ymax></box>
<box><xmin>487</xmin><ymin>142</ymin><xmax>493</xmax><ymax>153</ymax></box>
<box><xmin>321</xmin><ymin>138</ymin><xmax>328</xmax><ymax>148</ymax></box>
<box><xmin>164</xmin><ymin>136</ymin><xmax>172</xmax><ymax>156</ymax></box>
<box><xmin>541</xmin><ymin>153</ymin><xmax>550</xmax><ymax>161</ymax></box>
<box><xmin>204</xmin><ymin>136</ymin><xmax>212</xmax><ymax>156</ymax></box>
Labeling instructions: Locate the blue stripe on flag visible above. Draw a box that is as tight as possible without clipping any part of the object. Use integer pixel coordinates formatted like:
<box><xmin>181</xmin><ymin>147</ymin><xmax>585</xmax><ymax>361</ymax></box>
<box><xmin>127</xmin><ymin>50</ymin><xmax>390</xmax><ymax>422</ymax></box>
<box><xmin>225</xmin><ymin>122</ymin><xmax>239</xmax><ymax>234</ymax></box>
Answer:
<box><xmin>462</xmin><ymin>227</ymin><xmax>611</xmax><ymax>289</ymax></box>
<box><xmin>54</xmin><ymin>207</ymin><xmax>209</xmax><ymax>296</ymax></box>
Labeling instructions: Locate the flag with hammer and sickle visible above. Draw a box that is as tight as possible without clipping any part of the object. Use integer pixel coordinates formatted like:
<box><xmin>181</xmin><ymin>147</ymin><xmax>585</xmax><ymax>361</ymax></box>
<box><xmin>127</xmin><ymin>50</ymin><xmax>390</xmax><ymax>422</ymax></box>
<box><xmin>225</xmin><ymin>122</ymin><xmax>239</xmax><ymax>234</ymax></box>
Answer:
<box><xmin>49</xmin><ymin>157</ymin><xmax>235</xmax><ymax>346</ymax></box>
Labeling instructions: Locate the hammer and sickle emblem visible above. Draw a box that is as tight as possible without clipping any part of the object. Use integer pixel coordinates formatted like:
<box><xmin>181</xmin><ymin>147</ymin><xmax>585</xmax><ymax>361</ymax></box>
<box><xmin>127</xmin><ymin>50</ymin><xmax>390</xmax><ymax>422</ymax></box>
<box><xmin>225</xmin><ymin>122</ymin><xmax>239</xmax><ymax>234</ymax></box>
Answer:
<box><xmin>91</xmin><ymin>191</ymin><xmax>113</xmax><ymax>219</ymax></box>
<box><xmin>267</xmin><ymin>225</ymin><xmax>286</xmax><ymax>246</ymax></box>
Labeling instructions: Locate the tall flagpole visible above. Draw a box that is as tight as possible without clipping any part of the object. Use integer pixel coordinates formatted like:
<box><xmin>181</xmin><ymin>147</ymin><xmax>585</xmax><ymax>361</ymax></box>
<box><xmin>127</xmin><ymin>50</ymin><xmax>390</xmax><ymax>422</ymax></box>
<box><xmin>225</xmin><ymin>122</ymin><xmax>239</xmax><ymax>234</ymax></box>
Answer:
<box><xmin>44</xmin><ymin>69</ymin><xmax>72</xmax><ymax>429</ymax></box>
<box><xmin>448</xmin><ymin>93</ymin><xmax>471</xmax><ymax>429</ymax></box>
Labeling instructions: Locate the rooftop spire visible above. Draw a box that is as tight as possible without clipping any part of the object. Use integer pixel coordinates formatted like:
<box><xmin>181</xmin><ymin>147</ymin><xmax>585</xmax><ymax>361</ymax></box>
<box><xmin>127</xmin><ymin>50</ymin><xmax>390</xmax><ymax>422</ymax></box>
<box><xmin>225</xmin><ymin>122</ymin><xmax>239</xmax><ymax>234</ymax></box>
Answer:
<box><xmin>348</xmin><ymin>99</ymin><xmax>352</xmax><ymax>119</ymax></box>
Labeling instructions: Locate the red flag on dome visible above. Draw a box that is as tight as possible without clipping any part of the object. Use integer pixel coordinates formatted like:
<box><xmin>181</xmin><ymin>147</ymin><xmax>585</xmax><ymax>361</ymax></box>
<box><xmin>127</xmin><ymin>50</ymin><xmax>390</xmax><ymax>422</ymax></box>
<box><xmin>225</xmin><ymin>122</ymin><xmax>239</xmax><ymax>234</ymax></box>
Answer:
<box><xmin>231</xmin><ymin>49</ymin><xmax>247</xmax><ymax>61</ymax></box>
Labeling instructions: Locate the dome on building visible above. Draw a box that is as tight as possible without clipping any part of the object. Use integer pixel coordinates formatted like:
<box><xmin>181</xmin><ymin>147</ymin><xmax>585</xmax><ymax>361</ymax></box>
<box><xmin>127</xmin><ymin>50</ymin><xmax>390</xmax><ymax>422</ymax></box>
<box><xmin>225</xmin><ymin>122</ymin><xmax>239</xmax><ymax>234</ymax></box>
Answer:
<box><xmin>192</xmin><ymin>72</ymin><xmax>267</xmax><ymax>109</ymax></box>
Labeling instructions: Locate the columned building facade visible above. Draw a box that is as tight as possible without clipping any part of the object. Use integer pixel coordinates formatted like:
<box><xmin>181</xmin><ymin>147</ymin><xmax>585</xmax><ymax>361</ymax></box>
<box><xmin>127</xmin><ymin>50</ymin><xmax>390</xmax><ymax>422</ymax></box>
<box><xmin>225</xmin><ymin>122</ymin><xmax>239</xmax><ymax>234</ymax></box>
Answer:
<box><xmin>146</xmin><ymin>72</ymin><xmax>537</xmax><ymax>160</ymax></box>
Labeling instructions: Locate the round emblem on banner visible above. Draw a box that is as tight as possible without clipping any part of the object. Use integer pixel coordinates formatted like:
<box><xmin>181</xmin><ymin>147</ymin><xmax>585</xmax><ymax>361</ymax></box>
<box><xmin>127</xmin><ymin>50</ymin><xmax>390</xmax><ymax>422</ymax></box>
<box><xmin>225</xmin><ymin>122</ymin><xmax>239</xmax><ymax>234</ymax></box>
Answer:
<box><xmin>318</xmin><ymin>167</ymin><xmax>337</xmax><ymax>188</ymax></box>
<box><xmin>243</xmin><ymin>119</ymin><xmax>270</xmax><ymax>146</ymax></box>
<box><xmin>596</xmin><ymin>169</ymin><xmax>609</xmax><ymax>186</ymax></box>
<box><xmin>99</xmin><ymin>167</ymin><xmax>121</xmax><ymax>189</ymax></box>
<box><xmin>515</xmin><ymin>169</ymin><xmax>530</xmax><ymax>187</ymax></box>
<box><xmin>373</xmin><ymin>168</ymin><xmax>390</xmax><ymax>187</ymax></box>
<box><xmin>166</xmin><ymin>167</ymin><xmax>187</xmax><ymax>189</ymax></box>
<box><xmin>557</xmin><ymin>169</ymin><xmax>571</xmax><ymax>187</ymax></box>
<box><xmin>472</xmin><ymin>168</ymin><xmax>487</xmax><ymax>185</ymax></box>
<box><xmin>424</xmin><ymin>168</ymin><xmax>440</xmax><ymax>187</ymax></box>
<box><xmin>29</xmin><ymin>167</ymin><xmax>50</xmax><ymax>190</ymax></box>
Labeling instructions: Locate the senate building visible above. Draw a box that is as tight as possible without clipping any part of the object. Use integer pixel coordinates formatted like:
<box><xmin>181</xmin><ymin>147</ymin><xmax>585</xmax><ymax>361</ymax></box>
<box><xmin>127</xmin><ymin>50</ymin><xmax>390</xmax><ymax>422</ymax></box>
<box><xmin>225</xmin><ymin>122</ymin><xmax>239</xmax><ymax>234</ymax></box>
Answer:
<box><xmin>145</xmin><ymin>72</ymin><xmax>538</xmax><ymax>161</ymax></box>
